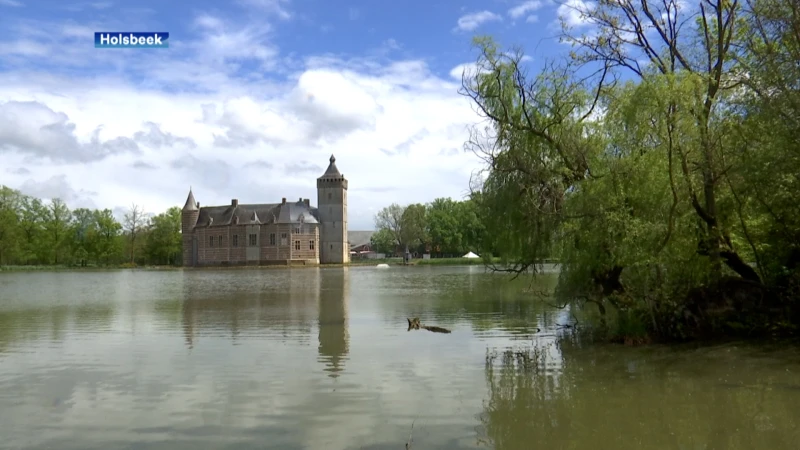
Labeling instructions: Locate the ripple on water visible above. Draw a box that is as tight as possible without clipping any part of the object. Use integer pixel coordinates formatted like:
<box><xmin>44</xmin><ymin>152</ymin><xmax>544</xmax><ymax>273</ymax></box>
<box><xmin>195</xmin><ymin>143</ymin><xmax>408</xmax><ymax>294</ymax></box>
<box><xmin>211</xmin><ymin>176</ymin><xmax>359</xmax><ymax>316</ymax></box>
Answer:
<box><xmin>1</xmin><ymin>267</ymin><xmax>800</xmax><ymax>450</ymax></box>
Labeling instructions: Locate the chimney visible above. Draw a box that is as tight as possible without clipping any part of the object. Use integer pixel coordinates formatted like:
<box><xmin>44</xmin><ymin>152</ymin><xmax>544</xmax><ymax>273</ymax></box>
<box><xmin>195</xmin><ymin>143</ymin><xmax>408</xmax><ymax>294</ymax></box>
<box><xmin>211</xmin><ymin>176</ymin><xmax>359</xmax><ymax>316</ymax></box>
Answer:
<box><xmin>282</xmin><ymin>197</ymin><xmax>286</xmax><ymax>204</ymax></box>
<box><xmin>231</xmin><ymin>199</ymin><xmax>238</xmax><ymax>207</ymax></box>
<box><xmin>304</xmin><ymin>198</ymin><xmax>310</xmax><ymax>207</ymax></box>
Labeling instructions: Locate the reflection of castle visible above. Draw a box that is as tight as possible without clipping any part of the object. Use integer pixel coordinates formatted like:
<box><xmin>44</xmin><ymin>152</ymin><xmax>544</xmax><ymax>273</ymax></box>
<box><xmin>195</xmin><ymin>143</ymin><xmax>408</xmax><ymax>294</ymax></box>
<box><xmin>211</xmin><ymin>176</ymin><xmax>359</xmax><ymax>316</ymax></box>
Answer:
<box><xmin>317</xmin><ymin>268</ymin><xmax>350</xmax><ymax>378</ymax></box>
<box><xmin>177</xmin><ymin>269</ymin><xmax>350</xmax><ymax>378</ymax></box>
<box><xmin>179</xmin><ymin>270</ymin><xmax>320</xmax><ymax>349</ymax></box>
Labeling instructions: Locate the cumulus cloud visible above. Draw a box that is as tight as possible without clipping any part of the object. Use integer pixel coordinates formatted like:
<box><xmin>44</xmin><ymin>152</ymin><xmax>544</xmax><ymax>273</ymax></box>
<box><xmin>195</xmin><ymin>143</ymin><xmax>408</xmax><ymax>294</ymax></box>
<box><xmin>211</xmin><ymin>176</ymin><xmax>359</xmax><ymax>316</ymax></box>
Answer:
<box><xmin>17</xmin><ymin>174</ymin><xmax>97</xmax><ymax>209</ymax></box>
<box><xmin>286</xmin><ymin>70</ymin><xmax>383</xmax><ymax>140</ymax></box>
<box><xmin>132</xmin><ymin>161</ymin><xmax>157</xmax><ymax>170</ymax></box>
<box><xmin>0</xmin><ymin>101</ymin><xmax>140</xmax><ymax>163</ymax></box>
<box><xmin>455</xmin><ymin>11</ymin><xmax>502</xmax><ymax>32</ymax></box>
<box><xmin>133</xmin><ymin>122</ymin><xmax>197</xmax><ymax>149</ymax></box>
<box><xmin>557</xmin><ymin>0</ymin><xmax>597</xmax><ymax>28</ymax></box>
<box><xmin>285</xmin><ymin>161</ymin><xmax>323</xmax><ymax>174</ymax></box>
<box><xmin>0</xmin><ymin>10</ymin><xmax>485</xmax><ymax>230</ymax></box>
<box><xmin>508</xmin><ymin>1</ymin><xmax>543</xmax><ymax>19</ymax></box>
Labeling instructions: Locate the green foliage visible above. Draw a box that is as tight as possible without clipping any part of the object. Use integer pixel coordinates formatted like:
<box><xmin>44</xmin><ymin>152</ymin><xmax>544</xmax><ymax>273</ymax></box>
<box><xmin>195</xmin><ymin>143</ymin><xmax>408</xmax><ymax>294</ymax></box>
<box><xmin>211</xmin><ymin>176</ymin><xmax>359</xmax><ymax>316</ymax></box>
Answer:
<box><xmin>0</xmin><ymin>186</ymin><xmax>182</xmax><ymax>268</ymax></box>
<box><xmin>369</xmin><ymin>228</ymin><xmax>395</xmax><ymax>254</ymax></box>
<box><xmin>373</xmin><ymin>198</ymin><xmax>486</xmax><ymax>257</ymax></box>
<box><xmin>459</xmin><ymin>1</ymin><xmax>800</xmax><ymax>341</ymax></box>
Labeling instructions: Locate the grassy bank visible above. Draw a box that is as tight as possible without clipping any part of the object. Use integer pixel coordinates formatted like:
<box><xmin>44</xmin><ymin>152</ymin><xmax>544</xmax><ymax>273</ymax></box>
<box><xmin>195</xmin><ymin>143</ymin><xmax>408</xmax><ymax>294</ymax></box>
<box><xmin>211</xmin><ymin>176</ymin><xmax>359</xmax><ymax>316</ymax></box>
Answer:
<box><xmin>1</xmin><ymin>257</ymin><xmax>508</xmax><ymax>272</ymax></box>
<box><xmin>0</xmin><ymin>264</ymin><xmax>180</xmax><ymax>272</ymax></box>
<box><xmin>348</xmin><ymin>257</ymin><xmax>504</xmax><ymax>266</ymax></box>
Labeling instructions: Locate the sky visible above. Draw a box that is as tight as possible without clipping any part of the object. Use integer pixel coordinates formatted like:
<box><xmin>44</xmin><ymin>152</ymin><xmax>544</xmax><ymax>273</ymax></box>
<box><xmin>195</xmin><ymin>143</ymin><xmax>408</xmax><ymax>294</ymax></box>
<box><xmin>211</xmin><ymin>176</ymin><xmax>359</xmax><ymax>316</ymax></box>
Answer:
<box><xmin>0</xmin><ymin>0</ymin><xmax>590</xmax><ymax>230</ymax></box>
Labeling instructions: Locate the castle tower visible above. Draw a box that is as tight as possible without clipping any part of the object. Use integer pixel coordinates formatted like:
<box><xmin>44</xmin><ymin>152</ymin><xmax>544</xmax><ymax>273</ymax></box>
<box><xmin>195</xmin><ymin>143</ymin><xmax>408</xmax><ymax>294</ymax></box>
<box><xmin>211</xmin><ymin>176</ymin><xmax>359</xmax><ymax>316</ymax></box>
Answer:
<box><xmin>317</xmin><ymin>155</ymin><xmax>349</xmax><ymax>264</ymax></box>
<box><xmin>181</xmin><ymin>188</ymin><xmax>199</xmax><ymax>267</ymax></box>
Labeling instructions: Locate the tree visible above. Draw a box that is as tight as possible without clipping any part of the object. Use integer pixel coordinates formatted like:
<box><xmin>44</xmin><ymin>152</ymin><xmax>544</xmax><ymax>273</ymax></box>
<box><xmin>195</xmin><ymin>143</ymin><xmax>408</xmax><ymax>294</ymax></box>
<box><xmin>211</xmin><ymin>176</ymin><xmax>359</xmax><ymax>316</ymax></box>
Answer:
<box><xmin>374</xmin><ymin>204</ymin><xmax>405</xmax><ymax>250</ymax></box>
<box><xmin>558</xmin><ymin>0</ymin><xmax>756</xmax><ymax>282</ymax></box>
<box><xmin>123</xmin><ymin>203</ymin><xmax>145</xmax><ymax>264</ymax></box>
<box><xmin>18</xmin><ymin>196</ymin><xmax>46</xmax><ymax>264</ymax></box>
<box><xmin>0</xmin><ymin>186</ymin><xmax>21</xmax><ymax>265</ymax></box>
<box><xmin>427</xmin><ymin>198</ymin><xmax>463</xmax><ymax>255</ymax></box>
<box><xmin>145</xmin><ymin>206</ymin><xmax>182</xmax><ymax>265</ymax></box>
<box><xmin>44</xmin><ymin>198</ymin><xmax>71</xmax><ymax>264</ymax></box>
<box><xmin>93</xmin><ymin>209</ymin><xmax>123</xmax><ymax>265</ymax></box>
<box><xmin>71</xmin><ymin>208</ymin><xmax>96</xmax><ymax>267</ymax></box>
<box><xmin>370</xmin><ymin>228</ymin><xmax>396</xmax><ymax>255</ymax></box>
<box><xmin>400</xmin><ymin>203</ymin><xmax>428</xmax><ymax>253</ymax></box>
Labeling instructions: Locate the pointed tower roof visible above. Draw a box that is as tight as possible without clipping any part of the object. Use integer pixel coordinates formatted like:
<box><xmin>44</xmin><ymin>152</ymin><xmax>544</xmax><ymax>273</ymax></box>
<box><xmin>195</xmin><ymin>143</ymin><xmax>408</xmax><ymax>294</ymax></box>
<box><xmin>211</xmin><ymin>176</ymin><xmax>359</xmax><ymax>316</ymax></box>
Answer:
<box><xmin>319</xmin><ymin>154</ymin><xmax>342</xmax><ymax>178</ymax></box>
<box><xmin>183</xmin><ymin>188</ymin><xmax>198</xmax><ymax>211</ymax></box>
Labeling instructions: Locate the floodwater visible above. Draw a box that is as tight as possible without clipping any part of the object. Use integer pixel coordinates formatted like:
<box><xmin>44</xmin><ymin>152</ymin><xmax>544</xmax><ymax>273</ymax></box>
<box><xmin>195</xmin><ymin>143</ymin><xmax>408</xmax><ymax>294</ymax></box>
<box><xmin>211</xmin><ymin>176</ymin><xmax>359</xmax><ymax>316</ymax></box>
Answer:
<box><xmin>0</xmin><ymin>266</ymin><xmax>798</xmax><ymax>450</ymax></box>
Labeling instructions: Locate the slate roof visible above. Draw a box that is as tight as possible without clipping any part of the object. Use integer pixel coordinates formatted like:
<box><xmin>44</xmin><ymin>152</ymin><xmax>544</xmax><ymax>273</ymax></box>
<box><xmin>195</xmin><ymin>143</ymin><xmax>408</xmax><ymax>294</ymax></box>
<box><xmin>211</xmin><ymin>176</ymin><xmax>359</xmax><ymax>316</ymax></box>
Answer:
<box><xmin>348</xmin><ymin>230</ymin><xmax>375</xmax><ymax>249</ymax></box>
<box><xmin>320</xmin><ymin>154</ymin><xmax>341</xmax><ymax>178</ymax></box>
<box><xmin>195</xmin><ymin>199</ymin><xmax>320</xmax><ymax>228</ymax></box>
<box><xmin>183</xmin><ymin>189</ymin><xmax>198</xmax><ymax>211</ymax></box>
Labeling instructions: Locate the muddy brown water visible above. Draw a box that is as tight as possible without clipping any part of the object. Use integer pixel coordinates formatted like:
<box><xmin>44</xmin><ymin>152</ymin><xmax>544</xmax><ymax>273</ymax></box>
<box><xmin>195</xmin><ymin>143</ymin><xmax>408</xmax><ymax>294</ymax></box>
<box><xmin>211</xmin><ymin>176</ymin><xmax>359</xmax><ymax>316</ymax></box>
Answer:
<box><xmin>1</xmin><ymin>266</ymin><xmax>798</xmax><ymax>449</ymax></box>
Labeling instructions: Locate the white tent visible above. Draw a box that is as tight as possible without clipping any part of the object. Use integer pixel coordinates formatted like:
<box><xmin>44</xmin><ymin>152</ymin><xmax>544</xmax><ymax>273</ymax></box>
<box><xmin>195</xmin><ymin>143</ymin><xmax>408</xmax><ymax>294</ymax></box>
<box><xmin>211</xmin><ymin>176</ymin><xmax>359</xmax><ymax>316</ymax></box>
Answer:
<box><xmin>462</xmin><ymin>251</ymin><xmax>480</xmax><ymax>259</ymax></box>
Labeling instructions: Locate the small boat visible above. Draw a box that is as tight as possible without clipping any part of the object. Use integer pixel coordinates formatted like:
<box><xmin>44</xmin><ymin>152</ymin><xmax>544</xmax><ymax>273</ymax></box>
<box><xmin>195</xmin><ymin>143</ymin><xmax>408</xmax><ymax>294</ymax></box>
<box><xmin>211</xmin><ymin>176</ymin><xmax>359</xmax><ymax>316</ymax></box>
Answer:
<box><xmin>376</xmin><ymin>263</ymin><xmax>390</xmax><ymax>269</ymax></box>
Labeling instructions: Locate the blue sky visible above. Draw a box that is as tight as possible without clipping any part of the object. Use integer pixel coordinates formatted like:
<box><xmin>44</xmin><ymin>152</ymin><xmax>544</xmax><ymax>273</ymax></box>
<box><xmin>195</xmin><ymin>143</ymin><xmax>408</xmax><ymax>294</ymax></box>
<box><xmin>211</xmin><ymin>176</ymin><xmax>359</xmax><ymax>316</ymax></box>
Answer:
<box><xmin>0</xmin><ymin>0</ymin><xmax>586</xmax><ymax>229</ymax></box>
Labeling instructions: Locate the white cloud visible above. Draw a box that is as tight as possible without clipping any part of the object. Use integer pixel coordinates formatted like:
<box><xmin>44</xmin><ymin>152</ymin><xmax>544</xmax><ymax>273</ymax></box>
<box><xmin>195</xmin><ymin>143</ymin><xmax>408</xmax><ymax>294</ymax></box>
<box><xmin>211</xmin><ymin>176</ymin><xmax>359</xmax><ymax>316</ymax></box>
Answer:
<box><xmin>526</xmin><ymin>15</ymin><xmax>539</xmax><ymax>23</ymax></box>
<box><xmin>557</xmin><ymin>0</ymin><xmax>596</xmax><ymax>28</ymax></box>
<box><xmin>455</xmin><ymin>11</ymin><xmax>502</xmax><ymax>32</ymax></box>
<box><xmin>0</xmin><ymin>0</ymin><xmax>23</xmax><ymax>6</ymax></box>
<box><xmin>508</xmin><ymin>1</ymin><xmax>543</xmax><ymax>19</ymax></box>
<box><xmin>0</xmin><ymin>13</ymin><xmax>485</xmax><ymax>230</ymax></box>
<box><xmin>237</xmin><ymin>0</ymin><xmax>292</xmax><ymax>20</ymax></box>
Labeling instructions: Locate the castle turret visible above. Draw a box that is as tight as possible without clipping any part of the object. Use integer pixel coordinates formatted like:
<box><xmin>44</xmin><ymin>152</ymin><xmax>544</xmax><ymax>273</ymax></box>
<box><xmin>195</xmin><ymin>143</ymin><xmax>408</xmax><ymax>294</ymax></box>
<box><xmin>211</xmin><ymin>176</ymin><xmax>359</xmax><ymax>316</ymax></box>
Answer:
<box><xmin>181</xmin><ymin>188</ymin><xmax>199</xmax><ymax>267</ymax></box>
<box><xmin>317</xmin><ymin>155</ymin><xmax>349</xmax><ymax>264</ymax></box>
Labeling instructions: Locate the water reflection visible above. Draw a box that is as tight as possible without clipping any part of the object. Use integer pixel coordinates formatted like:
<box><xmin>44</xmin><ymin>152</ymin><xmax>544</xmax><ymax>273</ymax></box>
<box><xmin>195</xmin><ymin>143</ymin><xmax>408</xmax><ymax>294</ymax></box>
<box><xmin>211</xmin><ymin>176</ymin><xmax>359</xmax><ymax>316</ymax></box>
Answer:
<box><xmin>0</xmin><ymin>268</ymin><xmax>799</xmax><ymax>450</ymax></box>
<box><xmin>317</xmin><ymin>268</ymin><xmax>349</xmax><ymax>378</ymax></box>
<box><xmin>179</xmin><ymin>269</ymin><xmax>322</xmax><ymax>349</ymax></box>
<box><xmin>479</xmin><ymin>338</ymin><xmax>800</xmax><ymax>450</ymax></box>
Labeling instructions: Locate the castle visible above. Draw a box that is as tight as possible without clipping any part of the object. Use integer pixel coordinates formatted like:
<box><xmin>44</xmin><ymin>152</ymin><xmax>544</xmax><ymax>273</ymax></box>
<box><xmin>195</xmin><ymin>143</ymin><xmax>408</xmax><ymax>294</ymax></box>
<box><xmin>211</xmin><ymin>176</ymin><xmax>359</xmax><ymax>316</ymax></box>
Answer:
<box><xmin>181</xmin><ymin>155</ymin><xmax>349</xmax><ymax>266</ymax></box>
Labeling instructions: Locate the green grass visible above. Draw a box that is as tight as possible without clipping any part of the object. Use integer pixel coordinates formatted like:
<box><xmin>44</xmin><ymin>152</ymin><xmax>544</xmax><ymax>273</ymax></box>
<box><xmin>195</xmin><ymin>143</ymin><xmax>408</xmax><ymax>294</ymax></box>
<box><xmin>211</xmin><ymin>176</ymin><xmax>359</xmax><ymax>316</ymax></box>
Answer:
<box><xmin>1</xmin><ymin>257</ymin><xmax>511</xmax><ymax>272</ymax></box>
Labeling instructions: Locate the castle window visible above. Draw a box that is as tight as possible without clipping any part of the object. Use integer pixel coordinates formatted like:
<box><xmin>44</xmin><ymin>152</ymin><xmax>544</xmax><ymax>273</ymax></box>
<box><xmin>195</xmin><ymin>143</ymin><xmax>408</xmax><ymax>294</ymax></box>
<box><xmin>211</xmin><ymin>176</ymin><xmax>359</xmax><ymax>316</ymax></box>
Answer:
<box><xmin>294</xmin><ymin>226</ymin><xmax>301</xmax><ymax>234</ymax></box>
<box><xmin>294</xmin><ymin>240</ymin><xmax>301</xmax><ymax>251</ymax></box>
<box><xmin>218</xmin><ymin>235</ymin><xmax>223</xmax><ymax>246</ymax></box>
<box><xmin>249</xmin><ymin>234</ymin><xmax>257</xmax><ymax>246</ymax></box>
<box><xmin>309</xmin><ymin>240</ymin><xmax>315</xmax><ymax>250</ymax></box>
<box><xmin>269</xmin><ymin>233</ymin><xmax>276</xmax><ymax>246</ymax></box>
<box><xmin>280</xmin><ymin>233</ymin><xmax>288</xmax><ymax>246</ymax></box>
<box><xmin>209</xmin><ymin>236</ymin><xmax>214</xmax><ymax>247</ymax></box>
<box><xmin>232</xmin><ymin>235</ymin><xmax>239</xmax><ymax>247</ymax></box>
<box><xmin>328</xmin><ymin>192</ymin><xmax>332</xmax><ymax>200</ymax></box>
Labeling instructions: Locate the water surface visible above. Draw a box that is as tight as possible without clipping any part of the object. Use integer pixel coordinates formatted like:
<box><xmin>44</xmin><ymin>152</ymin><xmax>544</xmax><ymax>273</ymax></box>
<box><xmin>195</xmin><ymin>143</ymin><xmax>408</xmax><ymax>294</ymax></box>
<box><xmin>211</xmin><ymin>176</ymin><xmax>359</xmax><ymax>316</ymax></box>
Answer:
<box><xmin>1</xmin><ymin>266</ymin><xmax>798</xmax><ymax>449</ymax></box>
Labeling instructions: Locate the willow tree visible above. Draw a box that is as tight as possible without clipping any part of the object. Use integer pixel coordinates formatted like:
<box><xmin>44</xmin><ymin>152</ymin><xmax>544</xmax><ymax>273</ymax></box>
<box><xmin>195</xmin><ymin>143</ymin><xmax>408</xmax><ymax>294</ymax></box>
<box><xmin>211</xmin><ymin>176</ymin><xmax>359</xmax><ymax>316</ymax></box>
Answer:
<box><xmin>460</xmin><ymin>37</ymin><xmax>607</xmax><ymax>277</ymax></box>
<box><xmin>461</xmin><ymin>0</ymin><xmax>800</xmax><ymax>338</ymax></box>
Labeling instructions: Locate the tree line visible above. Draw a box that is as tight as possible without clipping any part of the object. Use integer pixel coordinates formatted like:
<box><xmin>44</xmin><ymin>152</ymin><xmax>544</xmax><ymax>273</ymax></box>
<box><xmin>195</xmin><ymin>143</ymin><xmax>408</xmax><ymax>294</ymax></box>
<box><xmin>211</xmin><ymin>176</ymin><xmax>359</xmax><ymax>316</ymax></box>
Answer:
<box><xmin>460</xmin><ymin>0</ymin><xmax>800</xmax><ymax>340</ymax></box>
<box><xmin>371</xmin><ymin>198</ymin><xmax>488</xmax><ymax>257</ymax></box>
<box><xmin>0</xmin><ymin>185</ymin><xmax>182</xmax><ymax>267</ymax></box>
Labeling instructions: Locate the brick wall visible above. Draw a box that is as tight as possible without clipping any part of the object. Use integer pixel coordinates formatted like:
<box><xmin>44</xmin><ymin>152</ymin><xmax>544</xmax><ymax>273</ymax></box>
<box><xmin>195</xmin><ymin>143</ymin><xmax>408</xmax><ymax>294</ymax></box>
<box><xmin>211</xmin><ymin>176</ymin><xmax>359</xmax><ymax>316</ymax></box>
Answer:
<box><xmin>188</xmin><ymin>220</ymin><xmax>320</xmax><ymax>266</ymax></box>
<box><xmin>289</xmin><ymin>223</ymin><xmax>319</xmax><ymax>262</ymax></box>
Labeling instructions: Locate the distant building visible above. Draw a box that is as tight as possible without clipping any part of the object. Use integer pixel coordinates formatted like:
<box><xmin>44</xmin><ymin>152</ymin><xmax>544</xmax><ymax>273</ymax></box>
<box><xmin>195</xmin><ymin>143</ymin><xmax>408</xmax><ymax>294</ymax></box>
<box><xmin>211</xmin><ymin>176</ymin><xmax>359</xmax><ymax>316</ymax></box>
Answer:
<box><xmin>181</xmin><ymin>155</ymin><xmax>350</xmax><ymax>266</ymax></box>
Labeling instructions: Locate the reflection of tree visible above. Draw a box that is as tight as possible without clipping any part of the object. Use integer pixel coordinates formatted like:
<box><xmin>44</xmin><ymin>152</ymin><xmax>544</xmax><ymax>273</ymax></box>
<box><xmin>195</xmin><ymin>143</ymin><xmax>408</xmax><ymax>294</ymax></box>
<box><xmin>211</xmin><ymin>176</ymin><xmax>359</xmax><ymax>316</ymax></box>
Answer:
<box><xmin>180</xmin><ymin>269</ymin><xmax>321</xmax><ymax>349</ymax></box>
<box><xmin>479</xmin><ymin>341</ymin><xmax>572</xmax><ymax>449</ymax></box>
<box><xmin>478</xmin><ymin>340</ymin><xmax>800</xmax><ymax>450</ymax></box>
<box><xmin>317</xmin><ymin>268</ymin><xmax>349</xmax><ymax>378</ymax></box>
<box><xmin>0</xmin><ymin>304</ymin><xmax>104</xmax><ymax>354</ymax></box>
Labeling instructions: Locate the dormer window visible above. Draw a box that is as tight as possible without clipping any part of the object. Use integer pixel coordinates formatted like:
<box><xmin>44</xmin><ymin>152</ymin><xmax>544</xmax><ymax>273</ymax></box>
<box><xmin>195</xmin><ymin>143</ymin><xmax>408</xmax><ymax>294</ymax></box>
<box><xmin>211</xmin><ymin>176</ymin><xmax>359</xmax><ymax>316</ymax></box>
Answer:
<box><xmin>233</xmin><ymin>215</ymin><xmax>239</xmax><ymax>225</ymax></box>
